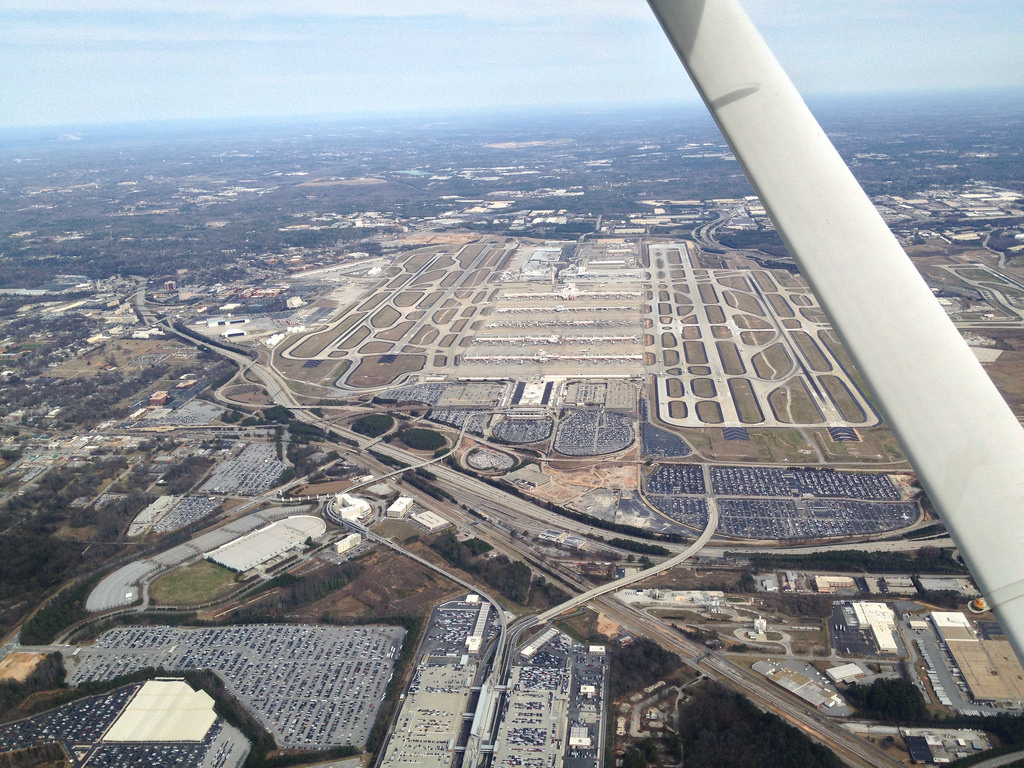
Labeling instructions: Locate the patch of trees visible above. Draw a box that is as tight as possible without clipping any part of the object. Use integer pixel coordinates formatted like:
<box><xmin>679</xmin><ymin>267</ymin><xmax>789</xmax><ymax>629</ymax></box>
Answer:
<box><xmin>367</xmin><ymin>449</ymin><xmax>407</xmax><ymax>470</ymax></box>
<box><xmin>743</xmin><ymin>547</ymin><xmax>966</xmax><ymax>575</ymax></box>
<box><xmin>912</xmin><ymin>582</ymin><xmax>963</xmax><ymax>610</ymax></box>
<box><xmin>236</xmin><ymin>562</ymin><xmax>363</xmax><ymax>616</ymax></box>
<box><xmin>395</xmin><ymin>428</ymin><xmax>446</xmax><ymax>451</ymax></box>
<box><xmin>428</xmin><ymin>532</ymin><xmax>565</xmax><ymax>608</ymax></box>
<box><xmin>20</xmin><ymin>574</ymin><xmax>103</xmax><ymax>645</ymax></box>
<box><xmin>715</xmin><ymin>229</ymin><xmax>792</xmax><ymax>260</ymax></box>
<box><xmin>676</xmin><ymin>681</ymin><xmax>842</xmax><ymax>768</ymax></box>
<box><xmin>606</xmin><ymin>538</ymin><xmax>670</xmax><ymax>556</ymax></box>
<box><xmin>364</xmin><ymin>615</ymin><xmax>423</xmax><ymax>761</ymax></box>
<box><xmin>757</xmin><ymin>593</ymin><xmax>835</xmax><ymax>619</ymax></box>
<box><xmin>463</xmin><ymin>538</ymin><xmax>493</xmax><ymax>556</ymax></box>
<box><xmin>286</xmin><ymin>443</ymin><xmax>326</xmax><ymax>480</ymax></box>
<box><xmin>621</xmin><ymin>735</ymin><xmax>682</xmax><ymax>768</ymax></box>
<box><xmin>160</xmin><ymin>455</ymin><xmax>214</xmax><ymax>495</ymax></box>
<box><xmin>0</xmin><ymin>741</ymin><xmax>67</xmax><ymax>767</ymax></box>
<box><xmin>844</xmin><ymin>677</ymin><xmax>927</xmax><ymax>723</ymax></box>
<box><xmin>609</xmin><ymin>638</ymin><xmax>681</xmax><ymax>700</ymax></box>
<box><xmin>351</xmin><ymin>413</ymin><xmax>394</xmax><ymax>437</ymax></box>
<box><xmin>0</xmin><ymin>652</ymin><xmax>66</xmax><ymax>723</ymax></box>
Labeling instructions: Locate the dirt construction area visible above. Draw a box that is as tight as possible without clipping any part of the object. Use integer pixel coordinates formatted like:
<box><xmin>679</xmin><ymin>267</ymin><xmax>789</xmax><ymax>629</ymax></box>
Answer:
<box><xmin>0</xmin><ymin>652</ymin><xmax>44</xmax><ymax>683</ymax></box>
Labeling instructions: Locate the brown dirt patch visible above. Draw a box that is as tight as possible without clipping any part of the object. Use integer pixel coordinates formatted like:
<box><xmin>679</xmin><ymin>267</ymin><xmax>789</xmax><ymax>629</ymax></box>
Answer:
<box><xmin>0</xmin><ymin>652</ymin><xmax>43</xmax><ymax>683</ymax></box>
<box><xmin>302</xmin><ymin>547</ymin><xmax>461</xmax><ymax>620</ymax></box>
<box><xmin>596</xmin><ymin>613</ymin><xmax>621</xmax><ymax>638</ymax></box>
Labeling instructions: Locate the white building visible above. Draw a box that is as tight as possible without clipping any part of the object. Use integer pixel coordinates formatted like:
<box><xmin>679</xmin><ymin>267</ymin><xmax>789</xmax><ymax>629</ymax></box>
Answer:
<box><xmin>387</xmin><ymin>496</ymin><xmax>414</xmax><ymax>518</ymax></box>
<box><xmin>851</xmin><ymin>601</ymin><xmax>899</xmax><ymax>654</ymax></box>
<box><xmin>410</xmin><ymin>510</ymin><xmax>449</xmax><ymax>532</ymax></box>
<box><xmin>334</xmin><ymin>493</ymin><xmax>372</xmax><ymax>521</ymax></box>
<box><xmin>335</xmin><ymin>533</ymin><xmax>362</xmax><ymax>554</ymax></box>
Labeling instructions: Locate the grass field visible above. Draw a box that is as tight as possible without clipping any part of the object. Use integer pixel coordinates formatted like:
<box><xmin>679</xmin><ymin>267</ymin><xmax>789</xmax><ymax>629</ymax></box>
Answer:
<box><xmin>150</xmin><ymin>560</ymin><xmax>236</xmax><ymax>606</ymax></box>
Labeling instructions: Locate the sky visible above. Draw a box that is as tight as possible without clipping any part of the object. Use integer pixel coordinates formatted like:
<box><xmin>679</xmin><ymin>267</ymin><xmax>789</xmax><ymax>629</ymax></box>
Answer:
<box><xmin>1</xmin><ymin>0</ymin><xmax>1022</xmax><ymax>129</ymax></box>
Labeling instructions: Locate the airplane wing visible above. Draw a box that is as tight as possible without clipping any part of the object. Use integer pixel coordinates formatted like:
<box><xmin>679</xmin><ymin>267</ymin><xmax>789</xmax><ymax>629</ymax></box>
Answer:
<box><xmin>647</xmin><ymin>0</ymin><xmax>1024</xmax><ymax>661</ymax></box>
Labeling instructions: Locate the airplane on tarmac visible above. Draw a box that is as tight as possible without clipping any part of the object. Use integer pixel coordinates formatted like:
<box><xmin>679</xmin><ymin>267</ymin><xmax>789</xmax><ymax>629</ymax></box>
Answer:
<box><xmin>645</xmin><ymin>0</ymin><xmax>1024</xmax><ymax>663</ymax></box>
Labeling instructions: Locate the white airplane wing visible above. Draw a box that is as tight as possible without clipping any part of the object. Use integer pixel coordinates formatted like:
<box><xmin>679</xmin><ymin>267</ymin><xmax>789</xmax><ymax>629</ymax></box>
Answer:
<box><xmin>647</xmin><ymin>0</ymin><xmax>1024</xmax><ymax>660</ymax></box>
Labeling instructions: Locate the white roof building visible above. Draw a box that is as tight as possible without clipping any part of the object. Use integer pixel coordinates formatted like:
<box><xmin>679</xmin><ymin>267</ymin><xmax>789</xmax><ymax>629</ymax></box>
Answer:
<box><xmin>387</xmin><ymin>496</ymin><xmax>414</xmax><ymax>518</ymax></box>
<box><xmin>335</xmin><ymin>493</ymin><xmax>372</xmax><ymax>521</ymax></box>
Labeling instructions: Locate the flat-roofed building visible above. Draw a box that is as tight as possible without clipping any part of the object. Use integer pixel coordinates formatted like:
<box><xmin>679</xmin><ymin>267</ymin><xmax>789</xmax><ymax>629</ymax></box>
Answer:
<box><xmin>387</xmin><ymin>496</ymin><xmax>414</xmax><ymax>518</ymax></box>
<box><xmin>335</xmin><ymin>532</ymin><xmax>362</xmax><ymax>554</ymax></box>
<box><xmin>411</xmin><ymin>510</ymin><xmax>449</xmax><ymax>532</ymax></box>
<box><xmin>931</xmin><ymin>612</ymin><xmax>1024</xmax><ymax>703</ymax></box>
<box><xmin>335</xmin><ymin>493</ymin><xmax>372</xmax><ymax>521</ymax></box>
<box><xmin>814</xmin><ymin>575</ymin><xmax>856</xmax><ymax>593</ymax></box>
<box><xmin>851</xmin><ymin>601</ymin><xmax>899</xmax><ymax>654</ymax></box>
<box><xmin>103</xmin><ymin>679</ymin><xmax>216</xmax><ymax>742</ymax></box>
<box><xmin>826</xmin><ymin>663</ymin><xmax>866</xmax><ymax>684</ymax></box>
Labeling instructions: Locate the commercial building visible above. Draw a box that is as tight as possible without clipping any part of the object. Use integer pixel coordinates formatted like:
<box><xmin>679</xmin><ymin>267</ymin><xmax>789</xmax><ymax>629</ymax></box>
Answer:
<box><xmin>206</xmin><ymin>515</ymin><xmax>325</xmax><ymax>573</ymax></box>
<box><xmin>335</xmin><ymin>533</ymin><xmax>362</xmax><ymax>554</ymax></box>
<box><xmin>826</xmin><ymin>663</ymin><xmax>867</xmax><ymax>684</ymax></box>
<box><xmin>851</xmin><ymin>601</ymin><xmax>899</xmax><ymax>654</ymax></box>
<box><xmin>411</xmin><ymin>511</ymin><xmax>449</xmax><ymax>532</ymax></box>
<box><xmin>814</xmin><ymin>575</ymin><xmax>857</xmax><ymax>593</ymax></box>
<box><xmin>104</xmin><ymin>679</ymin><xmax>216</xmax><ymax>742</ymax></box>
<box><xmin>387</xmin><ymin>496</ymin><xmax>414</xmax><ymax>518</ymax></box>
<box><xmin>335</xmin><ymin>493</ymin><xmax>372</xmax><ymax>521</ymax></box>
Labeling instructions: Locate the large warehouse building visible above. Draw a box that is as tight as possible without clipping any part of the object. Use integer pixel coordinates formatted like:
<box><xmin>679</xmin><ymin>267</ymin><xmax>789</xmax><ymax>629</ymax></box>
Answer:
<box><xmin>932</xmin><ymin>612</ymin><xmax>1024</xmax><ymax>703</ymax></box>
<box><xmin>206</xmin><ymin>515</ymin><xmax>325</xmax><ymax>573</ymax></box>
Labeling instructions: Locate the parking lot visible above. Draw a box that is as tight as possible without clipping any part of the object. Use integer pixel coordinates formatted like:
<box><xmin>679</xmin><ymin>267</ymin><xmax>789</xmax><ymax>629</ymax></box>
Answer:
<box><xmin>493</xmin><ymin>416</ymin><xmax>553</xmax><ymax>444</ymax></box>
<box><xmin>420</xmin><ymin>595</ymin><xmax>500</xmax><ymax>657</ymax></box>
<box><xmin>553</xmin><ymin>409</ymin><xmax>635</xmax><ymax>456</ymax></box>
<box><xmin>640</xmin><ymin>423</ymin><xmax>692</xmax><ymax>457</ymax></box>
<box><xmin>715</xmin><ymin>499</ymin><xmax>916</xmax><ymax>539</ymax></box>
<box><xmin>710</xmin><ymin>466</ymin><xmax>901</xmax><ymax>500</ymax></box>
<box><xmin>645</xmin><ymin>465</ymin><xmax>706</xmax><ymax>495</ymax></box>
<box><xmin>493</xmin><ymin>629</ymin><xmax>606</xmax><ymax>768</ymax></box>
<box><xmin>428</xmin><ymin>408</ymin><xmax>486</xmax><ymax>434</ymax></box>
<box><xmin>67</xmin><ymin>624</ymin><xmax>405</xmax><ymax>749</ymax></box>
<box><xmin>153</xmin><ymin>495</ymin><xmax>220</xmax><ymax>534</ymax></box>
<box><xmin>646</xmin><ymin>496</ymin><xmax>710</xmax><ymax>529</ymax></box>
<box><xmin>199</xmin><ymin>442</ymin><xmax>286</xmax><ymax>496</ymax></box>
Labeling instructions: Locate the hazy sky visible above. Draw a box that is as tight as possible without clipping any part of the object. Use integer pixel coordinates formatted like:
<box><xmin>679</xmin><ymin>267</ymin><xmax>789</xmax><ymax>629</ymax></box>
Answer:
<box><xmin>2</xmin><ymin>0</ymin><xmax>1022</xmax><ymax>128</ymax></box>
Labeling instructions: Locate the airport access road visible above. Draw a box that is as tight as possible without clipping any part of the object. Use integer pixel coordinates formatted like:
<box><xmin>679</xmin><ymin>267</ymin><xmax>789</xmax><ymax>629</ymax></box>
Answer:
<box><xmin>533</xmin><ymin>505</ymin><xmax>719</xmax><ymax>625</ymax></box>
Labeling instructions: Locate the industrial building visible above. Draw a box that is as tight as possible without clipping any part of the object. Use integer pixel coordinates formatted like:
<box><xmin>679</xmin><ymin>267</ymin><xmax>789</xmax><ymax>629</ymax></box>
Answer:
<box><xmin>104</xmin><ymin>679</ymin><xmax>216</xmax><ymax>743</ymax></box>
<box><xmin>205</xmin><ymin>515</ymin><xmax>325</xmax><ymax>573</ymax></box>
<box><xmin>814</xmin><ymin>575</ymin><xmax>857</xmax><ymax>593</ymax></box>
<box><xmin>931</xmin><ymin>612</ymin><xmax>1024</xmax><ymax>703</ymax></box>
<box><xmin>851</xmin><ymin>602</ymin><xmax>899</xmax><ymax>654</ymax></box>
